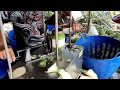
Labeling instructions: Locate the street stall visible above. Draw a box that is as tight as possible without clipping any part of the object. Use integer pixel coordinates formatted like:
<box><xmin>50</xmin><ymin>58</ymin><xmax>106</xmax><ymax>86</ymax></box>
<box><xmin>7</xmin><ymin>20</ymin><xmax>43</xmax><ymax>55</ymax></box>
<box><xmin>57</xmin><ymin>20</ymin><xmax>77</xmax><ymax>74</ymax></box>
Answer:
<box><xmin>0</xmin><ymin>11</ymin><xmax>84</xmax><ymax>79</ymax></box>
<box><xmin>1</xmin><ymin>11</ymin><xmax>120</xmax><ymax>79</ymax></box>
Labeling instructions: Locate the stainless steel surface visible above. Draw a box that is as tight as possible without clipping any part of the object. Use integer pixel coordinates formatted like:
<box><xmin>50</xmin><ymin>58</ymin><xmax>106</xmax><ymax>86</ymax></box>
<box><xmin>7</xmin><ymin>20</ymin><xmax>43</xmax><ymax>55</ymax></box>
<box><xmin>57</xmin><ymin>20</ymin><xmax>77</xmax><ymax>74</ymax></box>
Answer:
<box><xmin>43</xmin><ymin>11</ymin><xmax>46</xmax><ymax>42</ymax></box>
<box><xmin>12</xmin><ymin>46</ymin><xmax>59</xmax><ymax>79</ymax></box>
<box><xmin>16</xmin><ymin>44</ymin><xmax>47</xmax><ymax>62</ymax></box>
<box><xmin>69</xmin><ymin>11</ymin><xmax>72</xmax><ymax>49</ymax></box>
<box><xmin>12</xmin><ymin>57</ymin><xmax>59</xmax><ymax>79</ymax></box>
<box><xmin>12</xmin><ymin>45</ymin><xmax>82</xmax><ymax>79</ymax></box>
<box><xmin>26</xmin><ymin>52</ymin><xmax>55</xmax><ymax>63</ymax></box>
<box><xmin>65</xmin><ymin>46</ymin><xmax>83</xmax><ymax>79</ymax></box>
<box><xmin>0</xmin><ymin>12</ymin><xmax>13</xmax><ymax>79</ymax></box>
<box><xmin>55</xmin><ymin>11</ymin><xmax>59</xmax><ymax>61</ymax></box>
<box><xmin>25</xmin><ymin>48</ymin><xmax>31</xmax><ymax>62</ymax></box>
<box><xmin>11</xmin><ymin>11</ymin><xmax>83</xmax><ymax>79</ymax></box>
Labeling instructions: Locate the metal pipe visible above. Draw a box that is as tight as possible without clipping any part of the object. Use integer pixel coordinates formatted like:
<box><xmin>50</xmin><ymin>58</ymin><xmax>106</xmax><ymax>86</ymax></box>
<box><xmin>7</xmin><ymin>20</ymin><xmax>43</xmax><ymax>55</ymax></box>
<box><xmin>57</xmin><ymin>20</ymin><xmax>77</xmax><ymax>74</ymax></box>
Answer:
<box><xmin>69</xmin><ymin>11</ymin><xmax>72</xmax><ymax>48</ymax></box>
<box><xmin>17</xmin><ymin>43</ymin><xmax>46</xmax><ymax>61</ymax></box>
<box><xmin>43</xmin><ymin>11</ymin><xmax>46</xmax><ymax>41</ymax></box>
<box><xmin>0</xmin><ymin>11</ymin><xmax>13</xmax><ymax>79</ymax></box>
<box><xmin>55</xmin><ymin>11</ymin><xmax>59</xmax><ymax>61</ymax></box>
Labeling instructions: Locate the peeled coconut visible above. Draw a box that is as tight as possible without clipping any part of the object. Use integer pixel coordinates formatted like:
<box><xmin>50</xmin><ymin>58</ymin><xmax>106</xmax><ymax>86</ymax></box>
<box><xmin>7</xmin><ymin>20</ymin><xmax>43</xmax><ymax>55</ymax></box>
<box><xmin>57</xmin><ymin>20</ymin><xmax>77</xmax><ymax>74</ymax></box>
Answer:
<box><xmin>38</xmin><ymin>59</ymin><xmax>47</xmax><ymax>68</ymax></box>
<box><xmin>84</xmin><ymin>69</ymin><xmax>98</xmax><ymax>79</ymax></box>
<box><xmin>12</xmin><ymin>66</ymin><xmax>26</xmax><ymax>79</ymax></box>
<box><xmin>46</xmin><ymin>62</ymin><xmax>58</xmax><ymax>73</ymax></box>
<box><xmin>58</xmin><ymin>69</ymin><xmax>72</xmax><ymax>79</ymax></box>
<box><xmin>79</xmin><ymin>75</ymin><xmax>93</xmax><ymax>79</ymax></box>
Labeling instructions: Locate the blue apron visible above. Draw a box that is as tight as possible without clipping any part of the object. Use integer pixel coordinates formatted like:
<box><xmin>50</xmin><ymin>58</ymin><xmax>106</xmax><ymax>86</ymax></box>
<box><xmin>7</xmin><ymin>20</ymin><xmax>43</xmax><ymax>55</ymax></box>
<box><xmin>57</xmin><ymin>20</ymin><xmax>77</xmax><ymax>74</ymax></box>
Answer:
<box><xmin>0</xmin><ymin>60</ymin><xmax>8</xmax><ymax>79</ymax></box>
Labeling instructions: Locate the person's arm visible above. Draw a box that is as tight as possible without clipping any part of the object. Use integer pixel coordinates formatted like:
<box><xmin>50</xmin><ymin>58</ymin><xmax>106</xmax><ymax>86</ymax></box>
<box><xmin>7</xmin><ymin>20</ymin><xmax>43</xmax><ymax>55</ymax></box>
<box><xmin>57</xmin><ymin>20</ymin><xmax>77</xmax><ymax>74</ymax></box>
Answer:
<box><xmin>0</xmin><ymin>30</ymin><xmax>5</xmax><ymax>51</ymax></box>
<box><xmin>63</xmin><ymin>11</ymin><xmax>81</xmax><ymax>31</ymax></box>
<box><xmin>45</xmin><ymin>11</ymin><xmax>81</xmax><ymax>31</ymax></box>
<box><xmin>0</xmin><ymin>30</ymin><xmax>15</xmax><ymax>62</ymax></box>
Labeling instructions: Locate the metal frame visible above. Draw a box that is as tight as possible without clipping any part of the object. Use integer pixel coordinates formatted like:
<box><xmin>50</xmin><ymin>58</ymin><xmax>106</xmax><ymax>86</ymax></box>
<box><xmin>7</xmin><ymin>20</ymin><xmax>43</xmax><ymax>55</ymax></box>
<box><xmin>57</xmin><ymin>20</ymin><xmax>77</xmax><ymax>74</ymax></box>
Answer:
<box><xmin>55</xmin><ymin>11</ymin><xmax>59</xmax><ymax>61</ymax></box>
<box><xmin>69</xmin><ymin>11</ymin><xmax>72</xmax><ymax>49</ymax></box>
<box><xmin>0</xmin><ymin>11</ymin><xmax>86</xmax><ymax>79</ymax></box>
<box><xmin>0</xmin><ymin>11</ymin><xmax>13</xmax><ymax>79</ymax></box>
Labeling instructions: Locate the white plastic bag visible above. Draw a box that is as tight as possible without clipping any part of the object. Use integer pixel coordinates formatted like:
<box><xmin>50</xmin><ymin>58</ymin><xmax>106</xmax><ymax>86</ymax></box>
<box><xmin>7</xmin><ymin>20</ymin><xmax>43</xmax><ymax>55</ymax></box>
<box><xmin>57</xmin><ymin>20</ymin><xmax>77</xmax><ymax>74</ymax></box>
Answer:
<box><xmin>3</xmin><ymin>22</ymin><xmax>13</xmax><ymax>32</ymax></box>
<box><xmin>88</xmin><ymin>23</ymin><xmax>99</xmax><ymax>36</ymax></box>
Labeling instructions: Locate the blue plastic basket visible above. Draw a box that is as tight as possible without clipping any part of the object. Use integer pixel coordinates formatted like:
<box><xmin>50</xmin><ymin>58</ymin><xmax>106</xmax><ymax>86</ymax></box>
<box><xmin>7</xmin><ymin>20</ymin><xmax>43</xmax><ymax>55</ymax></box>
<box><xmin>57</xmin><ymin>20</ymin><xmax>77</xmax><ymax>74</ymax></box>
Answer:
<box><xmin>75</xmin><ymin>36</ymin><xmax>120</xmax><ymax>79</ymax></box>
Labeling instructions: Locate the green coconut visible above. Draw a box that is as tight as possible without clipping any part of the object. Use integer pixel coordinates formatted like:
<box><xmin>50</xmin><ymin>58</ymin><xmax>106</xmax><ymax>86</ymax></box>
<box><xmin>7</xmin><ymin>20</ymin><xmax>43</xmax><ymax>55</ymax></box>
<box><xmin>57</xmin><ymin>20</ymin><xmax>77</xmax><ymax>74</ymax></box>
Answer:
<box><xmin>52</xmin><ymin>33</ymin><xmax>65</xmax><ymax>40</ymax></box>
<box><xmin>105</xmin><ymin>30</ymin><xmax>113</xmax><ymax>35</ymax></box>
<box><xmin>99</xmin><ymin>29</ymin><xmax>107</xmax><ymax>36</ymax></box>
<box><xmin>109</xmin><ymin>34</ymin><xmax>115</xmax><ymax>38</ymax></box>
<box><xmin>48</xmin><ymin>56</ymin><xmax>54</xmax><ymax>62</ymax></box>
<box><xmin>31</xmin><ymin>55</ymin><xmax>37</xmax><ymax>60</ymax></box>
<box><xmin>38</xmin><ymin>59</ymin><xmax>47</xmax><ymax>68</ymax></box>
<box><xmin>114</xmin><ymin>33</ymin><xmax>120</xmax><ymax>39</ymax></box>
<box><xmin>52</xmin><ymin>33</ymin><xmax>65</xmax><ymax>49</ymax></box>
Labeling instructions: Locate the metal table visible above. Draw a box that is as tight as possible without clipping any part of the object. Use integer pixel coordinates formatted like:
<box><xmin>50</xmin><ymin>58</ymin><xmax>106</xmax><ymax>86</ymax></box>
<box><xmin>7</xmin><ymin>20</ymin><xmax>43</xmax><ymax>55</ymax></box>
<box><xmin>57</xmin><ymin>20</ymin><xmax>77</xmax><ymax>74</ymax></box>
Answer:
<box><xmin>11</xmin><ymin>45</ymin><xmax>60</xmax><ymax>79</ymax></box>
<box><xmin>12</xmin><ymin>59</ymin><xmax>59</xmax><ymax>79</ymax></box>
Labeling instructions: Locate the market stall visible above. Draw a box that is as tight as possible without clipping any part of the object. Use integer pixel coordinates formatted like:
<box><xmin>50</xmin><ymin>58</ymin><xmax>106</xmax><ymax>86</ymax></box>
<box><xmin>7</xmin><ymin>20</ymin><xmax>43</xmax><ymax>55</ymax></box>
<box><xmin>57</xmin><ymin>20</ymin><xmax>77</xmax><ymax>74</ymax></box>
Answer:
<box><xmin>0</xmin><ymin>11</ymin><xmax>84</xmax><ymax>79</ymax></box>
<box><xmin>1</xmin><ymin>11</ymin><xmax>120</xmax><ymax>79</ymax></box>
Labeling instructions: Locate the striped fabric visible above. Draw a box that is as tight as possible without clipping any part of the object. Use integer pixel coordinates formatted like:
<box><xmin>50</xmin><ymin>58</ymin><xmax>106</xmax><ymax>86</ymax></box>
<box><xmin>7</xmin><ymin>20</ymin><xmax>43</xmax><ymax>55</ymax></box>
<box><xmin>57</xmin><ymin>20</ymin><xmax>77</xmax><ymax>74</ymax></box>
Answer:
<box><xmin>10</xmin><ymin>11</ymin><xmax>44</xmax><ymax>47</ymax></box>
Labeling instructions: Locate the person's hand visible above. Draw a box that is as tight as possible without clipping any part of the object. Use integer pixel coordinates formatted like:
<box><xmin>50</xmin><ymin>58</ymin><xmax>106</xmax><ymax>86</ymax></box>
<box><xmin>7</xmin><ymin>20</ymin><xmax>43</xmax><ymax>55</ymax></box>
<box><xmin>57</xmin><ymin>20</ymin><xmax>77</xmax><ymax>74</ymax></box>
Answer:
<box><xmin>72</xmin><ymin>23</ymin><xmax>81</xmax><ymax>32</ymax></box>
<box><xmin>0</xmin><ymin>47</ymin><xmax>16</xmax><ymax>63</ymax></box>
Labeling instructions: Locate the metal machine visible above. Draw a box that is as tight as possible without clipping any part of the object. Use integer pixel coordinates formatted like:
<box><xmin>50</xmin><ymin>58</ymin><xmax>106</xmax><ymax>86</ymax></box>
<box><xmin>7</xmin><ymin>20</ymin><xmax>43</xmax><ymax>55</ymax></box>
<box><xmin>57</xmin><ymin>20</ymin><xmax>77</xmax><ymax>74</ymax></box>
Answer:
<box><xmin>0</xmin><ymin>11</ymin><xmax>83</xmax><ymax>79</ymax></box>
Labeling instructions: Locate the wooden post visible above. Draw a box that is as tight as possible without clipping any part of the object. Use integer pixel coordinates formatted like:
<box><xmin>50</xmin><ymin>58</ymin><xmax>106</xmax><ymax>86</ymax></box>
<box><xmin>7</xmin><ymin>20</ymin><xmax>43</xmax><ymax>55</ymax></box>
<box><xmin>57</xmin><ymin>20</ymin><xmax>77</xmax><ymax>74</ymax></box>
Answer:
<box><xmin>87</xmin><ymin>11</ymin><xmax>91</xmax><ymax>33</ymax></box>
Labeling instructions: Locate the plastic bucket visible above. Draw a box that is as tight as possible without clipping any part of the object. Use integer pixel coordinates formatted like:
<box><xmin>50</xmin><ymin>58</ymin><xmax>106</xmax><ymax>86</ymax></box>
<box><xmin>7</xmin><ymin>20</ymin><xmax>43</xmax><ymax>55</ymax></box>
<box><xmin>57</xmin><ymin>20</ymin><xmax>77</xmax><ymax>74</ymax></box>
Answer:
<box><xmin>75</xmin><ymin>36</ymin><xmax>120</xmax><ymax>79</ymax></box>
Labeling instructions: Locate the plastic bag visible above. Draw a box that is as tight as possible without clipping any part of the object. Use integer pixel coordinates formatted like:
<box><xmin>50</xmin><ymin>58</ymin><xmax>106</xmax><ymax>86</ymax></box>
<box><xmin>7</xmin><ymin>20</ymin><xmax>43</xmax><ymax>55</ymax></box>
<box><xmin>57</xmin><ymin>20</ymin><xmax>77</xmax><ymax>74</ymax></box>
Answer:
<box><xmin>88</xmin><ymin>23</ymin><xmax>99</xmax><ymax>36</ymax></box>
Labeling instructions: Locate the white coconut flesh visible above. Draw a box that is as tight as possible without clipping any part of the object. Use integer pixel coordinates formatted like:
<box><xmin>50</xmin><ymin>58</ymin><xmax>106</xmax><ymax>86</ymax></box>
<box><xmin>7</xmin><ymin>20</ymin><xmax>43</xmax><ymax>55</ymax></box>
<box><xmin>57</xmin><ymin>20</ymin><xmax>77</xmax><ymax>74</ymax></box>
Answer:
<box><xmin>79</xmin><ymin>75</ymin><xmax>93</xmax><ymax>79</ymax></box>
<box><xmin>46</xmin><ymin>62</ymin><xmax>58</xmax><ymax>73</ymax></box>
<box><xmin>58</xmin><ymin>69</ymin><xmax>72</xmax><ymax>79</ymax></box>
<box><xmin>84</xmin><ymin>69</ymin><xmax>98</xmax><ymax>79</ymax></box>
<box><xmin>12</xmin><ymin>66</ymin><xmax>26</xmax><ymax>79</ymax></box>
